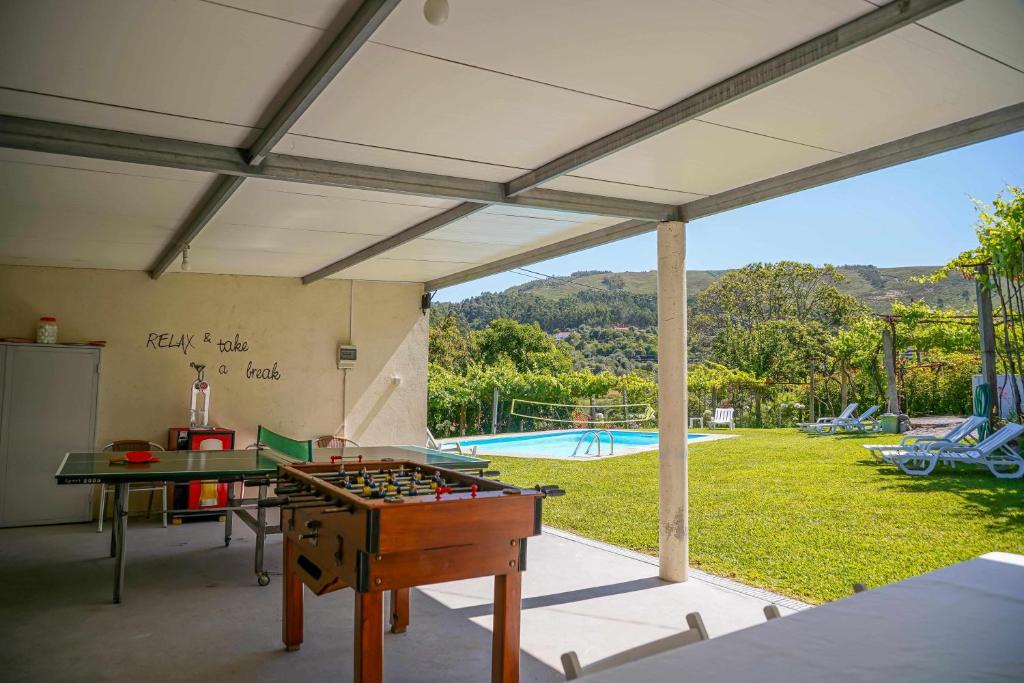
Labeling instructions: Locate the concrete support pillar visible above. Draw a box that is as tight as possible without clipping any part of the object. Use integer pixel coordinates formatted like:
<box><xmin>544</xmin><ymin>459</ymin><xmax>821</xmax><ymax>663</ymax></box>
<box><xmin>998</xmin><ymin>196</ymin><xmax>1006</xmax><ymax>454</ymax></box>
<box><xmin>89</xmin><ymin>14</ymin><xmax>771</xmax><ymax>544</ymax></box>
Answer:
<box><xmin>657</xmin><ymin>220</ymin><xmax>687</xmax><ymax>582</ymax></box>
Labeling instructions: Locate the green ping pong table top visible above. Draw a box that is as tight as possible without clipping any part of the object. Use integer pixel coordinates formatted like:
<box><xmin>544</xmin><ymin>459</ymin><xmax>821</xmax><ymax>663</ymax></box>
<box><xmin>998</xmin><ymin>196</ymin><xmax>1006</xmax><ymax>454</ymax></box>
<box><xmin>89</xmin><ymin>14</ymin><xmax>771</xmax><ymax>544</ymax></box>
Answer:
<box><xmin>55</xmin><ymin>445</ymin><xmax>490</xmax><ymax>485</ymax></box>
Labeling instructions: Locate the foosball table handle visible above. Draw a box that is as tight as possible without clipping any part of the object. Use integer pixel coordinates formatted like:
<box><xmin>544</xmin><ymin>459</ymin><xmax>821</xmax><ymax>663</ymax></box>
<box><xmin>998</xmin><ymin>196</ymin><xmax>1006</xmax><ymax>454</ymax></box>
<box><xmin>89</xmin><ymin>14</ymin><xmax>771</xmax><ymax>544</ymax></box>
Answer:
<box><xmin>535</xmin><ymin>485</ymin><xmax>566</xmax><ymax>497</ymax></box>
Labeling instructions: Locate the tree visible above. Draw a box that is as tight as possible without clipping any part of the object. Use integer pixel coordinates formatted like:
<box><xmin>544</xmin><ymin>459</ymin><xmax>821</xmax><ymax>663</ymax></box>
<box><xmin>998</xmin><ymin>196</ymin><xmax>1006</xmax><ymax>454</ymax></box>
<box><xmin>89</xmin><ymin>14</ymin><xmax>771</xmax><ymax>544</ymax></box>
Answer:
<box><xmin>474</xmin><ymin>318</ymin><xmax>574</xmax><ymax>374</ymax></box>
<box><xmin>925</xmin><ymin>185</ymin><xmax>1024</xmax><ymax>418</ymax></box>
<box><xmin>429</xmin><ymin>312</ymin><xmax>476</xmax><ymax>374</ymax></box>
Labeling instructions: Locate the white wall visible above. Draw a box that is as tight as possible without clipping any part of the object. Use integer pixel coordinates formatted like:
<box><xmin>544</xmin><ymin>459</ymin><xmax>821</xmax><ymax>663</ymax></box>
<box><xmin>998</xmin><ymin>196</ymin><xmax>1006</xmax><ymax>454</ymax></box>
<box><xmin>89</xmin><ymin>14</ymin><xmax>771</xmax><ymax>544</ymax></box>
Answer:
<box><xmin>0</xmin><ymin>266</ymin><xmax>428</xmax><ymax>448</ymax></box>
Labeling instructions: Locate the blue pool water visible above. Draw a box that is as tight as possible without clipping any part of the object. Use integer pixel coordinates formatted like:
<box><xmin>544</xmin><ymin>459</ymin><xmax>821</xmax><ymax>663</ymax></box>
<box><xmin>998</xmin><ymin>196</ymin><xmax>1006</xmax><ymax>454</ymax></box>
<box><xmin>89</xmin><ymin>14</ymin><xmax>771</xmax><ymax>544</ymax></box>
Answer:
<box><xmin>454</xmin><ymin>429</ymin><xmax>710</xmax><ymax>458</ymax></box>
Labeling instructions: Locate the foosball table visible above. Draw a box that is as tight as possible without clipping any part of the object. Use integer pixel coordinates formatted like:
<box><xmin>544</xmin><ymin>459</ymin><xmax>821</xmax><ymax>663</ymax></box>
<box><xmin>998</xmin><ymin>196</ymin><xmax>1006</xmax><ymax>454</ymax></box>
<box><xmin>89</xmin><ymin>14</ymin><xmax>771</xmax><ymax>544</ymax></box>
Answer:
<box><xmin>263</xmin><ymin>458</ymin><xmax>563</xmax><ymax>683</ymax></box>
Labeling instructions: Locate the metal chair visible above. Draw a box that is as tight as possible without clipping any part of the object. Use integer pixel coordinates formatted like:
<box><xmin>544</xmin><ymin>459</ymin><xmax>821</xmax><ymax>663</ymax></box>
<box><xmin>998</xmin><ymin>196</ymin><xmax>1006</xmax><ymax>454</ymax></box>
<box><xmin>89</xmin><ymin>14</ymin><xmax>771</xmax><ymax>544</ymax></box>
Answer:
<box><xmin>315</xmin><ymin>435</ymin><xmax>360</xmax><ymax>448</ymax></box>
<box><xmin>98</xmin><ymin>440</ymin><xmax>166</xmax><ymax>532</ymax></box>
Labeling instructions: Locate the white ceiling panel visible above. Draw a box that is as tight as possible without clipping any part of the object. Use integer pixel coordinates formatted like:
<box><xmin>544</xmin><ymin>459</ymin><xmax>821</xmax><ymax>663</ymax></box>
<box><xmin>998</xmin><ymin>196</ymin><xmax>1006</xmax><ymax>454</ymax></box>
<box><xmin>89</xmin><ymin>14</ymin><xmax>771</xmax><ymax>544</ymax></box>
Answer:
<box><xmin>291</xmin><ymin>42</ymin><xmax>650</xmax><ymax>169</ymax></box>
<box><xmin>418</xmin><ymin>208</ymin><xmax>620</xmax><ymax>248</ymax></box>
<box><xmin>373</xmin><ymin>0</ymin><xmax>869</xmax><ymax>110</ymax></box>
<box><xmin>194</xmin><ymin>222</ymin><xmax>380</xmax><ymax>256</ymax></box>
<box><xmin>274</xmin><ymin>132</ymin><xmax>524</xmax><ymax>182</ymax></box>
<box><xmin>0</xmin><ymin>88</ymin><xmax>254</xmax><ymax>148</ymax></box>
<box><xmin>358</xmin><ymin>208</ymin><xmax>624</xmax><ymax>280</ymax></box>
<box><xmin>1</xmin><ymin>206</ymin><xmax>174</xmax><ymax>246</ymax></box>
<box><xmin>558</xmin><ymin>120</ymin><xmax>840</xmax><ymax>197</ymax></box>
<box><xmin>921</xmin><ymin>0</ymin><xmax>1024</xmax><ymax>73</ymax></box>
<box><xmin>542</xmin><ymin>176</ymin><xmax>706</xmax><ymax>205</ymax></box>
<box><xmin>208</xmin><ymin>0</ymin><xmax>346</xmax><ymax>29</ymax></box>
<box><xmin>700</xmin><ymin>23</ymin><xmax>1024</xmax><ymax>155</ymax></box>
<box><xmin>0</xmin><ymin>149</ymin><xmax>216</xmax><ymax>270</ymax></box>
<box><xmin>0</xmin><ymin>151</ymin><xmax>212</xmax><ymax>225</ymax></box>
<box><xmin>0</xmin><ymin>0</ymin><xmax>336</xmax><ymax>130</ymax></box>
<box><xmin>179</xmin><ymin>246</ymin><xmax>332</xmax><ymax>278</ymax></box>
<box><xmin>329</xmin><ymin>257</ymin><xmax>477</xmax><ymax>283</ymax></box>
<box><xmin>0</xmin><ymin>239</ymin><xmax>165</xmax><ymax>271</ymax></box>
<box><xmin>209</xmin><ymin>178</ymin><xmax>459</xmax><ymax>237</ymax></box>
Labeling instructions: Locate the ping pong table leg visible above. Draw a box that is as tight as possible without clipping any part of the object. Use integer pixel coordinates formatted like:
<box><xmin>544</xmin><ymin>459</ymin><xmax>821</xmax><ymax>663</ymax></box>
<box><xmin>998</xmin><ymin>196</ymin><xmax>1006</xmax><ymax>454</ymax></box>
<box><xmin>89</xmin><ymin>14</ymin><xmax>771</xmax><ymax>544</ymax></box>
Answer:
<box><xmin>223</xmin><ymin>485</ymin><xmax>233</xmax><ymax>547</ymax></box>
<box><xmin>112</xmin><ymin>482</ymin><xmax>129</xmax><ymax>604</ymax></box>
<box><xmin>255</xmin><ymin>482</ymin><xmax>269</xmax><ymax>585</ymax></box>
<box><xmin>283</xmin><ymin>535</ymin><xmax>303</xmax><ymax>651</ymax></box>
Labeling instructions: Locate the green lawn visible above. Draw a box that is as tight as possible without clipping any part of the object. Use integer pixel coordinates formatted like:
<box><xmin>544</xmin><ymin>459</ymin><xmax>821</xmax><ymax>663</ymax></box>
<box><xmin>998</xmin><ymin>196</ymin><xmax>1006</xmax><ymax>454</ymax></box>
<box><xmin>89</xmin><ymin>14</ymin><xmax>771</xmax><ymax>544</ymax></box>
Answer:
<box><xmin>490</xmin><ymin>429</ymin><xmax>1024</xmax><ymax>604</ymax></box>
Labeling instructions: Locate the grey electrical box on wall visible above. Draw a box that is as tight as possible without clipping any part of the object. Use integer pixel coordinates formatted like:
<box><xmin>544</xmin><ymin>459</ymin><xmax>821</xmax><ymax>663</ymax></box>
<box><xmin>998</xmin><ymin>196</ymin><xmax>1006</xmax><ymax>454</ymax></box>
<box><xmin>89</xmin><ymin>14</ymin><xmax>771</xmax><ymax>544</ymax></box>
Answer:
<box><xmin>337</xmin><ymin>345</ymin><xmax>357</xmax><ymax>369</ymax></box>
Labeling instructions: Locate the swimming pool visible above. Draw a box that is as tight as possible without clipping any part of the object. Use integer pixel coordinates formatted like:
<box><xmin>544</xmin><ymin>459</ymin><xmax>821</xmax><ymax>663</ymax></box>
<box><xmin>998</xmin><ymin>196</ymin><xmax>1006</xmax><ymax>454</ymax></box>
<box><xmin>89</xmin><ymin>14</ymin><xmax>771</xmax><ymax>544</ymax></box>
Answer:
<box><xmin>451</xmin><ymin>429</ymin><xmax>721</xmax><ymax>459</ymax></box>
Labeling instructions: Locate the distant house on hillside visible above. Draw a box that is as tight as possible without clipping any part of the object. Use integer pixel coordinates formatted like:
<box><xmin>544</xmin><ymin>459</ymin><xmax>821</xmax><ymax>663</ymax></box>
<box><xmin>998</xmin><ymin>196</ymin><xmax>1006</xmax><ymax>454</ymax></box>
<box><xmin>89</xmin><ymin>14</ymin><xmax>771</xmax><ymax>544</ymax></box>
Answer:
<box><xmin>612</xmin><ymin>325</ymin><xmax>630</xmax><ymax>332</ymax></box>
<box><xmin>553</xmin><ymin>331</ymin><xmax>571</xmax><ymax>341</ymax></box>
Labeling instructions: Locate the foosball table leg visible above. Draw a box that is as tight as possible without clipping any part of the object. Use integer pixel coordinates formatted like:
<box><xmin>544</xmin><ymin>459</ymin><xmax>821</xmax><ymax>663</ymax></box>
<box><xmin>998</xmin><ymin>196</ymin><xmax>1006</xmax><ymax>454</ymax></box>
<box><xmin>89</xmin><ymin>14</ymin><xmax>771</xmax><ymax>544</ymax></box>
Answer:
<box><xmin>282</xmin><ymin>537</ymin><xmax>304</xmax><ymax>651</ymax></box>
<box><xmin>491</xmin><ymin>571</ymin><xmax>522</xmax><ymax>683</ymax></box>
<box><xmin>389</xmin><ymin>588</ymin><xmax>410</xmax><ymax>634</ymax></box>
<box><xmin>355</xmin><ymin>591</ymin><xmax>384</xmax><ymax>683</ymax></box>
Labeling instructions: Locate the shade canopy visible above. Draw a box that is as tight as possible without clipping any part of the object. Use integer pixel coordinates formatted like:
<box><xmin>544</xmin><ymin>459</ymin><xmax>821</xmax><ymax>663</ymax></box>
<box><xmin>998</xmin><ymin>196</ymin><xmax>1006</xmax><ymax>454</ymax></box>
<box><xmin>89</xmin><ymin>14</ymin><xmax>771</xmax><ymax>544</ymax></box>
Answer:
<box><xmin>0</xmin><ymin>0</ymin><xmax>1021</xmax><ymax>286</ymax></box>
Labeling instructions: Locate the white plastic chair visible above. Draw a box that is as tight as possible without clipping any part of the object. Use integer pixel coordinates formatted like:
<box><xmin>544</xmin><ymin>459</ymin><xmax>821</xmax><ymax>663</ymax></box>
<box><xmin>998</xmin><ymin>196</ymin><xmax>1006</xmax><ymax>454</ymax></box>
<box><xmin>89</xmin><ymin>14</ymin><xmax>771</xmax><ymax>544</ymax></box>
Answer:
<box><xmin>709</xmin><ymin>408</ymin><xmax>734</xmax><ymax>430</ymax></box>
<box><xmin>561</xmin><ymin>612</ymin><xmax>708</xmax><ymax>680</ymax></box>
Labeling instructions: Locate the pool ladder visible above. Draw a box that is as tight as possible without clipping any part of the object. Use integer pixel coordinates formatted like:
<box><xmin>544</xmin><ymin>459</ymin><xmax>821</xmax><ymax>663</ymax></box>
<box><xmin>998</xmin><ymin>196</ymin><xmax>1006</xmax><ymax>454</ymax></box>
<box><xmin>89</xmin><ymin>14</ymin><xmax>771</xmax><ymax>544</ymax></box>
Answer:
<box><xmin>572</xmin><ymin>429</ymin><xmax>614</xmax><ymax>457</ymax></box>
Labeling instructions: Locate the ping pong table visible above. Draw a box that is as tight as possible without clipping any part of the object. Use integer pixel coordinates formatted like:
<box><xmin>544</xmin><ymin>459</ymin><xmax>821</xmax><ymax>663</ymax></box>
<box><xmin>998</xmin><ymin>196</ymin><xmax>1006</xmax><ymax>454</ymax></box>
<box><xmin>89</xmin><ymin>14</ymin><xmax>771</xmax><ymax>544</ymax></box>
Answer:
<box><xmin>55</xmin><ymin>445</ymin><xmax>490</xmax><ymax>603</ymax></box>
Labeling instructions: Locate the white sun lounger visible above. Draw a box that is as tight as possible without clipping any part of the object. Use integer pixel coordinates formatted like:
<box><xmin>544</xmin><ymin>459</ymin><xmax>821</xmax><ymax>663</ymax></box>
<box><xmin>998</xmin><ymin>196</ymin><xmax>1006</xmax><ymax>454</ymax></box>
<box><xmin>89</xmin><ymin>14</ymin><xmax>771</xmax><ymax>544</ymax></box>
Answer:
<box><xmin>561</xmin><ymin>612</ymin><xmax>709</xmax><ymax>680</ymax></box>
<box><xmin>810</xmin><ymin>405</ymin><xmax>880</xmax><ymax>435</ymax></box>
<box><xmin>426</xmin><ymin>428</ymin><xmax>478</xmax><ymax>456</ymax></box>
<box><xmin>893</xmin><ymin>422</ymin><xmax>1024</xmax><ymax>478</ymax></box>
<box><xmin>797</xmin><ymin>403</ymin><xmax>858</xmax><ymax>432</ymax></box>
<box><xmin>863</xmin><ymin>416</ymin><xmax>988</xmax><ymax>463</ymax></box>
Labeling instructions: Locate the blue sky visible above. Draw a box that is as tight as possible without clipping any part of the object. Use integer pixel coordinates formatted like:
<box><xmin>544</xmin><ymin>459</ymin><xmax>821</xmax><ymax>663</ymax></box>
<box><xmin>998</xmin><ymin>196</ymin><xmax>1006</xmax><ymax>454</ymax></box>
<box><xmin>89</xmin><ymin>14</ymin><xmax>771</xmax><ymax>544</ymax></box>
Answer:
<box><xmin>436</xmin><ymin>131</ymin><xmax>1024</xmax><ymax>302</ymax></box>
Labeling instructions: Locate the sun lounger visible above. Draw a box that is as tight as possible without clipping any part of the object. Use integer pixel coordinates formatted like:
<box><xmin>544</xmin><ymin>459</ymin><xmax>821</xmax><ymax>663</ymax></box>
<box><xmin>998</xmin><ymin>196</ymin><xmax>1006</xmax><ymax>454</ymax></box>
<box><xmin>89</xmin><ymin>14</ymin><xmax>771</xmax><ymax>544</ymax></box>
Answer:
<box><xmin>809</xmin><ymin>405</ymin><xmax>880</xmax><ymax>435</ymax></box>
<box><xmin>893</xmin><ymin>422</ymin><xmax>1024</xmax><ymax>478</ymax></box>
<box><xmin>561</xmin><ymin>612</ymin><xmax>708</xmax><ymax>680</ymax></box>
<box><xmin>797</xmin><ymin>403</ymin><xmax>858</xmax><ymax>432</ymax></box>
<box><xmin>863</xmin><ymin>416</ymin><xmax>987</xmax><ymax>462</ymax></box>
<box><xmin>426</xmin><ymin>428</ymin><xmax>478</xmax><ymax>456</ymax></box>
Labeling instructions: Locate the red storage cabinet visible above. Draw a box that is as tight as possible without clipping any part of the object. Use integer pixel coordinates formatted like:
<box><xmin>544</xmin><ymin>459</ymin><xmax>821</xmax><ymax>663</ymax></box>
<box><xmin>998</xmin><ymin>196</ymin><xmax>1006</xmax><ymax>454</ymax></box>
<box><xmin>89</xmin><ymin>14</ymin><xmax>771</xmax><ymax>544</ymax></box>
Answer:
<box><xmin>167</xmin><ymin>427</ymin><xmax>235</xmax><ymax>522</ymax></box>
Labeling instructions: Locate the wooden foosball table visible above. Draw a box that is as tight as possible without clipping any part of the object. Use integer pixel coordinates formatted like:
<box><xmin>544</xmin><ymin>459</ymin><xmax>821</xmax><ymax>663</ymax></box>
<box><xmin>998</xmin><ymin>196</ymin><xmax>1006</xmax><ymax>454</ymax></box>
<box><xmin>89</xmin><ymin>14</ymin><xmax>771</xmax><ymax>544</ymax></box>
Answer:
<box><xmin>262</xmin><ymin>458</ymin><xmax>563</xmax><ymax>682</ymax></box>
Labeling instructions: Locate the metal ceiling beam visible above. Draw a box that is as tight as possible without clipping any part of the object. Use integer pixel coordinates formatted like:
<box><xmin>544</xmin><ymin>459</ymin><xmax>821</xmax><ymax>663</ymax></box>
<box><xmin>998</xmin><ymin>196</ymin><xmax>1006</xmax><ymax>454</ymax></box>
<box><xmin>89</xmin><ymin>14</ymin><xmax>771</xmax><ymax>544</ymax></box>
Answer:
<box><xmin>0</xmin><ymin>114</ymin><xmax>676</xmax><ymax>221</ymax></box>
<box><xmin>504</xmin><ymin>0</ymin><xmax>963</xmax><ymax>197</ymax></box>
<box><xmin>423</xmin><ymin>102</ymin><xmax>1024</xmax><ymax>291</ymax></box>
<box><xmin>423</xmin><ymin>219</ymin><xmax>656</xmax><ymax>291</ymax></box>
<box><xmin>681</xmin><ymin>101</ymin><xmax>1024</xmax><ymax>221</ymax></box>
<box><xmin>302</xmin><ymin>203</ymin><xmax>485</xmax><ymax>284</ymax></box>
<box><xmin>149</xmin><ymin>175</ymin><xmax>246</xmax><ymax>278</ymax></box>
<box><xmin>145</xmin><ymin>0</ymin><xmax>399</xmax><ymax>278</ymax></box>
<box><xmin>246</xmin><ymin>0</ymin><xmax>401</xmax><ymax>166</ymax></box>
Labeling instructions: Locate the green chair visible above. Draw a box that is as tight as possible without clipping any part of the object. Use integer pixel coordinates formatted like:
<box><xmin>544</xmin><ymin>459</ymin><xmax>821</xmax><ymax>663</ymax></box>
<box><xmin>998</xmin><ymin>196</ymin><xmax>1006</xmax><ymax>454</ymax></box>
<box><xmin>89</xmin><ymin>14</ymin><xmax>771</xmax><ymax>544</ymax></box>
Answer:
<box><xmin>257</xmin><ymin>425</ymin><xmax>313</xmax><ymax>462</ymax></box>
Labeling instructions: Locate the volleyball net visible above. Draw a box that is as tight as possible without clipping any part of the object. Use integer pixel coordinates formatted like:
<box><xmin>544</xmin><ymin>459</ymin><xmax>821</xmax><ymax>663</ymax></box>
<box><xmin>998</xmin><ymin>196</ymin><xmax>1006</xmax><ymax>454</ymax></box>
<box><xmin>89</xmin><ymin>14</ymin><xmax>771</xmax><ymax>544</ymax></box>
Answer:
<box><xmin>508</xmin><ymin>398</ymin><xmax>655</xmax><ymax>429</ymax></box>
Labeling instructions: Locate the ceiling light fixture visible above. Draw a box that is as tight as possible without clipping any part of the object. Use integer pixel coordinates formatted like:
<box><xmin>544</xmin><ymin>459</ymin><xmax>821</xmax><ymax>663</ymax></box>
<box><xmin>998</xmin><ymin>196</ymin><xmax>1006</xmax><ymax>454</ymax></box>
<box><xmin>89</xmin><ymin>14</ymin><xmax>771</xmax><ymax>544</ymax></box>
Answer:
<box><xmin>423</xmin><ymin>0</ymin><xmax>449</xmax><ymax>26</ymax></box>
<box><xmin>181</xmin><ymin>243</ymin><xmax>191</xmax><ymax>272</ymax></box>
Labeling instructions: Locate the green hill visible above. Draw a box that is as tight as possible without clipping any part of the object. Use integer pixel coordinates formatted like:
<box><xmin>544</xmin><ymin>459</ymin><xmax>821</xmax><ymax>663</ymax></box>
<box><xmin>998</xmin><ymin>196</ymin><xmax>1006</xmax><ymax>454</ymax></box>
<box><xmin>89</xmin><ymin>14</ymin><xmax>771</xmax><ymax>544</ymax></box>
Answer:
<box><xmin>506</xmin><ymin>265</ymin><xmax>973</xmax><ymax>311</ymax></box>
<box><xmin>439</xmin><ymin>265</ymin><xmax>974</xmax><ymax>332</ymax></box>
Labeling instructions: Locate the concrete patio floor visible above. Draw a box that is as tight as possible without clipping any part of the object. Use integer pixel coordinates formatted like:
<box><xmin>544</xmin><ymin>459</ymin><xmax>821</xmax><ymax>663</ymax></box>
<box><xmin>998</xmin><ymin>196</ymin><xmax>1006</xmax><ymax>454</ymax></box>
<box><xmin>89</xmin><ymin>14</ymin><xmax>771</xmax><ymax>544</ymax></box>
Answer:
<box><xmin>0</xmin><ymin>517</ymin><xmax>805</xmax><ymax>682</ymax></box>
